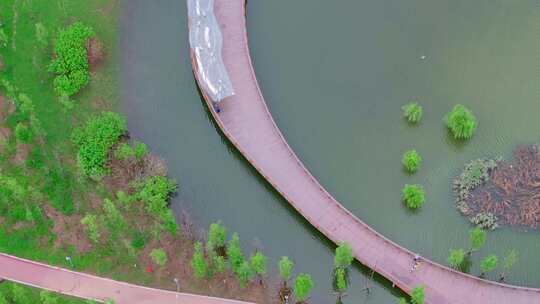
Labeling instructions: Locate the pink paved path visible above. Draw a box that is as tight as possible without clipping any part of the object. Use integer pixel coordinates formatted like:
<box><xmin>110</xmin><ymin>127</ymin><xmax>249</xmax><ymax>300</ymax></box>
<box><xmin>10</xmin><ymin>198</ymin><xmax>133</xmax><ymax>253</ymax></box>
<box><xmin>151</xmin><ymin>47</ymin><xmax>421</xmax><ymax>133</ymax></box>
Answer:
<box><xmin>190</xmin><ymin>0</ymin><xmax>540</xmax><ymax>303</ymax></box>
<box><xmin>0</xmin><ymin>253</ymin><xmax>253</xmax><ymax>304</ymax></box>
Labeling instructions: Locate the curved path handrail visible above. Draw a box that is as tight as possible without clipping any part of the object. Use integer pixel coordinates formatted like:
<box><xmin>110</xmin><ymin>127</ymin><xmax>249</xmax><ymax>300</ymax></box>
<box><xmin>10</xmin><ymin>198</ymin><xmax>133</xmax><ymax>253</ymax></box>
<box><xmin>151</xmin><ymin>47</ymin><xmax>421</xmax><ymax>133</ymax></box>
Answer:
<box><xmin>0</xmin><ymin>253</ymin><xmax>253</xmax><ymax>304</ymax></box>
<box><xmin>188</xmin><ymin>1</ymin><xmax>540</xmax><ymax>303</ymax></box>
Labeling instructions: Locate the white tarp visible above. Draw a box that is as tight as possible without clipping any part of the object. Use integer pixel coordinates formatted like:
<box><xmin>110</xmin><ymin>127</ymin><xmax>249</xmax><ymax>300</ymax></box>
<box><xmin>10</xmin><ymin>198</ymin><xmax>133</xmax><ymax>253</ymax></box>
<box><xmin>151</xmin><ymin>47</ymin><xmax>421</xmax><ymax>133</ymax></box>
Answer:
<box><xmin>187</xmin><ymin>0</ymin><xmax>234</xmax><ymax>102</ymax></box>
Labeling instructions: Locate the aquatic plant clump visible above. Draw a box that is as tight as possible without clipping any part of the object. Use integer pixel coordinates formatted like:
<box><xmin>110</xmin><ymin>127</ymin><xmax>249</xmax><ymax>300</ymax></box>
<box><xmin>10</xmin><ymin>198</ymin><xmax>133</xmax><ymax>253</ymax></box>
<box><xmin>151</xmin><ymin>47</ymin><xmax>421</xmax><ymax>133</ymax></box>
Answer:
<box><xmin>402</xmin><ymin>102</ymin><xmax>423</xmax><ymax>123</ymax></box>
<box><xmin>402</xmin><ymin>150</ymin><xmax>422</xmax><ymax>173</ymax></box>
<box><xmin>444</xmin><ymin>104</ymin><xmax>477</xmax><ymax>139</ymax></box>
<box><xmin>454</xmin><ymin>145</ymin><xmax>540</xmax><ymax>230</ymax></box>
<box><xmin>402</xmin><ymin>184</ymin><xmax>425</xmax><ymax>209</ymax></box>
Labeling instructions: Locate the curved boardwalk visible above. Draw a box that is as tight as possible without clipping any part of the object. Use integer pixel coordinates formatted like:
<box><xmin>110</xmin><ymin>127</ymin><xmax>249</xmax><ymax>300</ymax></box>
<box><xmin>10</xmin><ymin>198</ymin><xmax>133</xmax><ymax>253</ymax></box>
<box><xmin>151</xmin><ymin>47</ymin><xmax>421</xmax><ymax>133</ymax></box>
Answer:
<box><xmin>0</xmin><ymin>253</ymin><xmax>252</xmax><ymax>304</ymax></box>
<box><xmin>189</xmin><ymin>1</ymin><xmax>540</xmax><ymax>303</ymax></box>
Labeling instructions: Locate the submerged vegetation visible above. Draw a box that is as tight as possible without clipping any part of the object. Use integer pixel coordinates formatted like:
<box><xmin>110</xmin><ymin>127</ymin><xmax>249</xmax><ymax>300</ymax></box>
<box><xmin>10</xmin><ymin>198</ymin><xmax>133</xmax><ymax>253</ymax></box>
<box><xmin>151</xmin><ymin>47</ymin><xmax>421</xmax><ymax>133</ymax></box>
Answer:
<box><xmin>444</xmin><ymin>104</ymin><xmax>477</xmax><ymax>140</ymax></box>
<box><xmin>401</xmin><ymin>102</ymin><xmax>423</xmax><ymax>123</ymax></box>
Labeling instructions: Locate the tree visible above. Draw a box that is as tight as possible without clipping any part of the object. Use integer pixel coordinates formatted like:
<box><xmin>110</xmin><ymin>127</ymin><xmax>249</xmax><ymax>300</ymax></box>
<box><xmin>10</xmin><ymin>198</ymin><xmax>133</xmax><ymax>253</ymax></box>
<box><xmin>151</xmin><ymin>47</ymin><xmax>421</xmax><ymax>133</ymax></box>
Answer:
<box><xmin>250</xmin><ymin>251</ymin><xmax>267</xmax><ymax>284</ymax></box>
<box><xmin>402</xmin><ymin>150</ymin><xmax>422</xmax><ymax>173</ymax></box>
<box><xmin>81</xmin><ymin>214</ymin><xmax>100</xmax><ymax>243</ymax></box>
<box><xmin>402</xmin><ymin>102</ymin><xmax>423</xmax><ymax>123</ymax></box>
<box><xmin>191</xmin><ymin>242</ymin><xmax>208</xmax><ymax>279</ymax></box>
<box><xmin>212</xmin><ymin>254</ymin><xmax>226</xmax><ymax>274</ymax></box>
<box><xmin>40</xmin><ymin>291</ymin><xmax>58</xmax><ymax>304</ymax></box>
<box><xmin>279</xmin><ymin>256</ymin><xmax>294</xmax><ymax>287</ymax></box>
<box><xmin>150</xmin><ymin>248</ymin><xmax>168</xmax><ymax>267</ymax></box>
<box><xmin>444</xmin><ymin>104</ymin><xmax>477</xmax><ymax>139</ymax></box>
<box><xmin>207</xmin><ymin>221</ymin><xmax>227</xmax><ymax>254</ymax></box>
<box><xmin>334</xmin><ymin>267</ymin><xmax>347</xmax><ymax>302</ymax></box>
<box><xmin>102</xmin><ymin>198</ymin><xmax>125</xmax><ymax>231</ymax></box>
<box><xmin>499</xmin><ymin>249</ymin><xmax>518</xmax><ymax>282</ymax></box>
<box><xmin>114</xmin><ymin>143</ymin><xmax>135</xmax><ymax>160</ymax></box>
<box><xmin>294</xmin><ymin>273</ymin><xmax>314</xmax><ymax>303</ymax></box>
<box><xmin>447</xmin><ymin>248</ymin><xmax>465</xmax><ymax>270</ymax></box>
<box><xmin>410</xmin><ymin>285</ymin><xmax>425</xmax><ymax>304</ymax></box>
<box><xmin>227</xmin><ymin>232</ymin><xmax>244</xmax><ymax>274</ymax></box>
<box><xmin>334</xmin><ymin>242</ymin><xmax>353</xmax><ymax>269</ymax></box>
<box><xmin>468</xmin><ymin>227</ymin><xmax>486</xmax><ymax>254</ymax></box>
<box><xmin>402</xmin><ymin>184</ymin><xmax>426</xmax><ymax>209</ymax></box>
<box><xmin>237</xmin><ymin>261</ymin><xmax>253</xmax><ymax>288</ymax></box>
<box><xmin>480</xmin><ymin>254</ymin><xmax>498</xmax><ymax>277</ymax></box>
<box><xmin>14</xmin><ymin>123</ymin><xmax>33</xmax><ymax>143</ymax></box>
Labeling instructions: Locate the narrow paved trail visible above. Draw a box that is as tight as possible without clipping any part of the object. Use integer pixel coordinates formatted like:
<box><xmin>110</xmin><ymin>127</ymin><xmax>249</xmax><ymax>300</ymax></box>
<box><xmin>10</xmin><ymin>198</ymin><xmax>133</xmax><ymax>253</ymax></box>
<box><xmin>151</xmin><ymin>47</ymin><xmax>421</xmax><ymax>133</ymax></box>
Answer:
<box><xmin>189</xmin><ymin>0</ymin><xmax>540</xmax><ymax>303</ymax></box>
<box><xmin>0</xmin><ymin>253</ymin><xmax>253</xmax><ymax>304</ymax></box>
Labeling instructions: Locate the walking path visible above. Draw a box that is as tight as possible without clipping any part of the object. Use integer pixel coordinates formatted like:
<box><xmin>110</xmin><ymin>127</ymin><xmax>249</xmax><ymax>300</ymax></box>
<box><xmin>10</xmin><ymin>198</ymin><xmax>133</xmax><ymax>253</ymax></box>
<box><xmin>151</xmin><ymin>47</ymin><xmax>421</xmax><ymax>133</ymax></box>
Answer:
<box><xmin>0</xmin><ymin>253</ymin><xmax>253</xmax><ymax>304</ymax></box>
<box><xmin>189</xmin><ymin>0</ymin><xmax>540</xmax><ymax>303</ymax></box>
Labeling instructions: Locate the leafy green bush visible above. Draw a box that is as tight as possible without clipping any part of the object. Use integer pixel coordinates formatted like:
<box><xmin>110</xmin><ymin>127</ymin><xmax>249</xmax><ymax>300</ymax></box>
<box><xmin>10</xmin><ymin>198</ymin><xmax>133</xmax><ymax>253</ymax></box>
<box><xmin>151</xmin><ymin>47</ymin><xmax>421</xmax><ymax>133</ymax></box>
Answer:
<box><xmin>114</xmin><ymin>143</ymin><xmax>134</xmax><ymax>160</ymax></box>
<box><xmin>402</xmin><ymin>150</ymin><xmax>422</xmax><ymax>173</ymax></box>
<box><xmin>81</xmin><ymin>214</ymin><xmax>100</xmax><ymax>243</ymax></box>
<box><xmin>480</xmin><ymin>254</ymin><xmax>498</xmax><ymax>276</ymax></box>
<box><xmin>444</xmin><ymin>104</ymin><xmax>477</xmax><ymax>139</ymax></box>
<box><xmin>278</xmin><ymin>256</ymin><xmax>294</xmax><ymax>286</ymax></box>
<box><xmin>402</xmin><ymin>184</ymin><xmax>425</xmax><ymax>209</ymax></box>
<box><xmin>468</xmin><ymin>227</ymin><xmax>486</xmax><ymax>253</ymax></box>
<box><xmin>72</xmin><ymin>112</ymin><xmax>127</xmax><ymax>177</ymax></box>
<box><xmin>132</xmin><ymin>175</ymin><xmax>177</xmax><ymax>215</ymax></box>
<box><xmin>402</xmin><ymin>102</ymin><xmax>423</xmax><ymax>123</ymax></box>
<box><xmin>250</xmin><ymin>251</ymin><xmax>267</xmax><ymax>277</ymax></box>
<box><xmin>131</xmin><ymin>231</ymin><xmax>146</xmax><ymax>250</ymax></box>
<box><xmin>150</xmin><ymin>248</ymin><xmax>168</xmax><ymax>267</ymax></box>
<box><xmin>227</xmin><ymin>232</ymin><xmax>244</xmax><ymax>274</ymax></box>
<box><xmin>191</xmin><ymin>242</ymin><xmax>208</xmax><ymax>278</ymax></box>
<box><xmin>411</xmin><ymin>285</ymin><xmax>425</xmax><ymax>304</ymax></box>
<box><xmin>334</xmin><ymin>242</ymin><xmax>353</xmax><ymax>269</ymax></box>
<box><xmin>49</xmin><ymin>22</ymin><xmax>94</xmax><ymax>96</ymax></box>
<box><xmin>14</xmin><ymin>123</ymin><xmax>33</xmax><ymax>143</ymax></box>
<box><xmin>237</xmin><ymin>261</ymin><xmax>254</xmax><ymax>288</ymax></box>
<box><xmin>207</xmin><ymin>221</ymin><xmax>227</xmax><ymax>253</ymax></box>
<box><xmin>133</xmin><ymin>141</ymin><xmax>148</xmax><ymax>159</ymax></box>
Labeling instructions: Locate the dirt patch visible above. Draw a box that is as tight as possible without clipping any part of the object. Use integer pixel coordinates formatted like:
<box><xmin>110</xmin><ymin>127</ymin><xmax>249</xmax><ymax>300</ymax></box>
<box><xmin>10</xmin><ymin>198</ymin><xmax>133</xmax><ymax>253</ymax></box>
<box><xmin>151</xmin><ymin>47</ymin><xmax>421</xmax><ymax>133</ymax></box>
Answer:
<box><xmin>42</xmin><ymin>204</ymin><xmax>92</xmax><ymax>253</ymax></box>
<box><xmin>86</xmin><ymin>38</ymin><xmax>105</xmax><ymax>71</ymax></box>
<box><xmin>12</xmin><ymin>142</ymin><xmax>30</xmax><ymax>164</ymax></box>
<box><xmin>458</xmin><ymin>145</ymin><xmax>540</xmax><ymax>229</ymax></box>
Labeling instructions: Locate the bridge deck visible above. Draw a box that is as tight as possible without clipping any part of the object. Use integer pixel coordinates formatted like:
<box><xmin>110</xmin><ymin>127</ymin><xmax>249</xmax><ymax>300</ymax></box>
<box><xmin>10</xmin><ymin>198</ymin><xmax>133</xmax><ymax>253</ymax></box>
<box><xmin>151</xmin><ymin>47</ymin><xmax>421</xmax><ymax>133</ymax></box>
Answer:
<box><xmin>190</xmin><ymin>0</ymin><xmax>540</xmax><ymax>303</ymax></box>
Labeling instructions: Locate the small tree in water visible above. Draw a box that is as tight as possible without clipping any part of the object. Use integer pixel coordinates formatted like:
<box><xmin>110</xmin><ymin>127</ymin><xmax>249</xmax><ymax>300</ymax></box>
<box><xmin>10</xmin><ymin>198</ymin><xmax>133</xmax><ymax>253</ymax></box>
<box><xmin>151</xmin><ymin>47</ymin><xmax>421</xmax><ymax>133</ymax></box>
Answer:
<box><xmin>447</xmin><ymin>248</ymin><xmax>465</xmax><ymax>270</ymax></box>
<box><xmin>402</xmin><ymin>184</ymin><xmax>425</xmax><ymax>209</ymax></box>
<box><xmin>294</xmin><ymin>273</ymin><xmax>314</xmax><ymax>304</ymax></box>
<box><xmin>480</xmin><ymin>254</ymin><xmax>498</xmax><ymax>277</ymax></box>
<box><xmin>410</xmin><ymin>285</ymin><xmax>425</xmax><ymax>304</ymax></box>
<box><xmin>334</xmin><ymin>242</ymin><xmax>353</xmax><ymax>269</ymax></box>
<box><xmin>334</xmin><ymin>267</ymin><xmax>347</xmax><ymax>303</ymax></box>
<box><xmin>278</xmin><ymin>256</ymin><xmax>294</xmax><ymax>302</ymax></box>
<box><xmin>402</xmin><ymin>102</ymin><xmax>423</xmax><ymax>123</ymax></box>
<box><xmin>499</xmin><ymin>249</ymin><xmax>518</xmax><ymax>282</ymax></box>
<box><xmin>250</xmin><ymin>251</ymin><xmax>267</xmax><ymax>285</ymax></box>
<box><xmin>468</xmin><ymin>227</ymin><xmax>486</xmax><ymax>255</ymax></box>
<box><xmin>402</xmin><ymin>150</ymin><xmax>422</xmax><ymax>173</ymax></box>
<box><xmin>444</xmin><ymin>104</ymin><xmax>477</xmax><ymax>140</ymax></box>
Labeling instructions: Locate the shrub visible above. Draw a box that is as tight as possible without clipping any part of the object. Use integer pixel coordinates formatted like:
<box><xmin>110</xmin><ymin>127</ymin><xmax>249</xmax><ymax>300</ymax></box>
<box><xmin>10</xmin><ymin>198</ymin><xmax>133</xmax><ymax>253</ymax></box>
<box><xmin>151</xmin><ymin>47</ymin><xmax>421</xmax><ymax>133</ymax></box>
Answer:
<box><xmin>334</xmin><ymin>267</ymin><xmax>347</xmax><ymax>293</ymax></box>
<box><xmin>150</xmin><ymin>248</ymin><xmax>168</xmax><ymax>267</ymax></box>
<box><xmin>294</xmin><ymin>273</ymin><xmax>314</xmax><ymax>302</ymax></box>
<box><xmin>49</xmin><ymin>22</ymin><xmax>94</xmax><ymax>96</ymax></box>
<box><xmin>444</xmin><ymin>104</ymin><xmax>477</xmax><ymax>139</ymax></box>
<box><xmin>159</xmin><ymin>209</ymin><xmax>178</xmax><ymax>236</ymax></box>
<box><xmin>132</xmin><ymin>175</ymin><xmax>177</xmax><ymax>215</ymax></box>
<box><xmin>114</xmin><ymin>143</ymin><xmax>134</xmax><ymax>160</ymax></box>
<box><xmin>72</xmin><ymin>112</ymin><xmax>127</xmax><ymax>177</ymax></box>
<box><xmin>133</xmin><ymin>141</ymin><xmax>149</xmax><ymax>159</ymax></box>
<box><xmin>212</xmin><ymin>254</ymin><xmax>226</xmax><ymax>274</ymax></box>
<box><xmin>12</xmin><ymin>284</ymin><xmax>30</xmax><ymax>303</ymax></box>
<box><xmin>402</xmin><ymin>184</ymin><xmax>425</xmax><ymax>209</ymax></box>
<box><xmin>40</xmin><ymin>291</ymin><xmax>58</xmax><ymax>304</ymax></box>
<box><xmin>191</xmin><ymin>242</ymin><xmax>208</xmax><ymax>279</ymax></box>
<box><xmin>447</xmin><ymin>248</ymin><xmax>465</xmax><ymax>269</ymax></box>
<box><xmin>334</xmin><ymin>242</ymin><xmax>353</xmax><ymax>269</ymax></box>
<box><xmin>102</xmin><ymin>198</ymin><xmax>125</xmax><ymax>231</ymax></box>
<box><xmin>14</xmin><ymin>123</ymin><xmax>33</xmax><ymax>143</ymax></box>
<box><xmin>402</xmin><ymin>150</ymin><xmax>422</xmax><ymax>173</ymax></box>
<box><xmin>402</xmin><ymin>102</ymin><xmax>423</xmax><ymax>123</ymax></box>
<box><xmin>81</xmin><ymin>214</ymin><xmax>100</xmax><ymax>243</ymax></box>
<box><xmin>131</xmin><ymin>231</ymin><xmax>146</xmax><ymax>250</ymax></box>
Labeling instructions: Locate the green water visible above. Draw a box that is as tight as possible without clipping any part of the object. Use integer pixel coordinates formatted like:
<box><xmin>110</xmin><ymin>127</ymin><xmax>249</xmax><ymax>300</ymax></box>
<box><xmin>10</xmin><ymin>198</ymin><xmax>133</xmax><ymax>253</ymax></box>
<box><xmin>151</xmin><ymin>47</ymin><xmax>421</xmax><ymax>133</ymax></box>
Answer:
<box><xmin>120</xmin><ymin>0</ymin><xmax>539</xmax><ymax>302</ymax></box>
